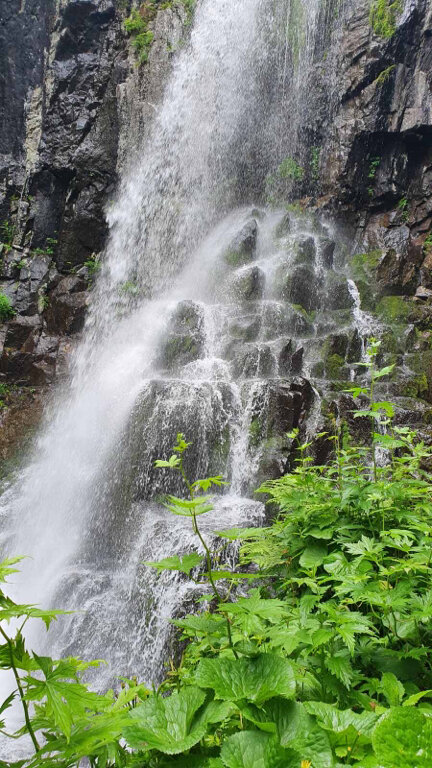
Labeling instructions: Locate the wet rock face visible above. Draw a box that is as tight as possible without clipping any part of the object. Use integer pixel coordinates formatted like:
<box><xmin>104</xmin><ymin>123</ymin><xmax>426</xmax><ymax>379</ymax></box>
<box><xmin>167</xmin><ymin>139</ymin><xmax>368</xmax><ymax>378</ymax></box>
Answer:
<box><xmin>159</xmin><ymin>301</ymin><xmax>205</xmax><ymax>371</ymax></box>
<box><xmin>223</xmin><ymin>219</ymin><xmax>258</xmax><ymax>266</ymax></box>
<box><xmin>0</xmin><ymin>0</ymin><xmax>185</xmax><ymax>387</ymax></box>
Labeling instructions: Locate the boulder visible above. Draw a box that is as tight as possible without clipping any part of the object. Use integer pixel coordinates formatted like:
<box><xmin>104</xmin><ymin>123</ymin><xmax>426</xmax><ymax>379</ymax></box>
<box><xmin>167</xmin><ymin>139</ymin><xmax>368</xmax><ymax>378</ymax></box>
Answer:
<box><xmin>292</xmin><ymin>236</ymin><xmax>316</xmax><ymax>265</ymax></box>
<box><xmin>280</xmin><ymin>264</ymin><xmax>319</xmax><ymax>312</ymax></box>
<box><xmin>325</xmin><ymin>272</ymin><xmax>355</xmax><ymax>310</ymax></box>
<box><xmin>232</xmin><ymin>266</ymin><xmax>265</xmax><ymax>301</ymax></box>
<box><xmin>159</xmin><ymin>300</ymin><xmax>204</xmax><ymax>371</ymax></box>
<box><xmin>224</xmin><ymin>219</ymin><xmax>258</xmax><ymax>266</ymax></box>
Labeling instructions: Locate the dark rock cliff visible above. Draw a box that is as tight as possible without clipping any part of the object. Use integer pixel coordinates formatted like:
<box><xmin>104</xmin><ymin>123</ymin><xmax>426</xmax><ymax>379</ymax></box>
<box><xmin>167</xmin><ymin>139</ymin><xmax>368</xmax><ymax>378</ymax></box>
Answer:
<box><xmin>0</xmin><ymin>0</ymin><xmax>186</xmax><ymax>458</ymax></box>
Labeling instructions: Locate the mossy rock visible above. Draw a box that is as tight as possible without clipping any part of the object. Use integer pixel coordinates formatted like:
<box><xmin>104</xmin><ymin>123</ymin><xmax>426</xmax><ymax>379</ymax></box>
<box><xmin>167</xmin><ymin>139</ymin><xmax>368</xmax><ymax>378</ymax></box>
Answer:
<box><xmin>405</xmin><ymin>350</ymin><xmax>432</xmax><ymax>403</ymax></box>
<box><xmin>232</xmin><ymin>266</ymin><xmax>265</xmax><ymax>301</ymax></box>
<box><xmin>318</xmin><ymin>237</ymin><xmax>336</xmax><ymax>268</ymax></box>
<box><xmin>274</xmin><ymin>212</ymin><xmax>291</xmax><ymax>238</ymax></box>
<box><xmin>159</xmin><ymin>300</ymin><xmax>204</xmax><ymax>370</ymax></box>
<box><xmin>231</xmin><ymin>345</ymin><xmax>275</xmax><ymax>378</ymax></box>
<box><xmin>376</xmin><ymin>295</ymin><xmax>410</xmax><ymax>324</ymax></box>
<box><xmin>325</xmin><ymin>353</ymin><xmax>347</xmax><ymax>380</ymax></box>
<box><xmin>159</xmin><ymin>334</ymin><xmax>201</xmax><ymax>370</ymax></box>
<box><xmin>311</xmin><ymin>360</ymin><xmax>325</xmax><ymax>377</ymax></box>
<box><xmin>249</xmin><ymin>417</ymin><xmax>264</xmax><ymax>447</ymax></box>
<box><xmin>323</xmin><ymin>333</ymin><xmax>349</xmax><ymax>359</ymax></box>
<box><xmin>224</xmin><ymin>219</ymin><xmax>258</xmax><ymax>266</ymax></box>
<box><xmin>229</xmin><ymin>315</ymin><xmax>261</xmax><ymax>342</ymax></box>
<box><xmin>280</xmin><ymin>264</ymin><xmax>319</xmax><ymax>312</ymax></box>
<box><xmin>292</xmin><ymin>236</ymin><xmax>316</xmax><ymax>265</ymax></box>
<box><xmin>349</xmin><ymin>249</ymin><xmax>381</xmax><ymax>311</ymax></box>
<box><xmin>326</xmin><ymin>272</ymin><xmax>355</xmax><ymax>311</ymax></box>
<box><xmin>346</xmin><ymin>328</ymin><xmax>363</xmax><ymax>363</ymax></box>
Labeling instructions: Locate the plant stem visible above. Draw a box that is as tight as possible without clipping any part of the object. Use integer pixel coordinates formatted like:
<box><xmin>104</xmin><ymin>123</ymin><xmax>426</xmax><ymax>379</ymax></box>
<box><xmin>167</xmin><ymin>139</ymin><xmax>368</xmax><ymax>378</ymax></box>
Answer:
<box><xmin>0</xmin><ymin>625</ymin><xmax>40</xmax><ymax>753</ymax></box>
<box><xmin>179</xmin><ymin>460</ymin><xmax>239</xmax><ymax>659</ymax></box>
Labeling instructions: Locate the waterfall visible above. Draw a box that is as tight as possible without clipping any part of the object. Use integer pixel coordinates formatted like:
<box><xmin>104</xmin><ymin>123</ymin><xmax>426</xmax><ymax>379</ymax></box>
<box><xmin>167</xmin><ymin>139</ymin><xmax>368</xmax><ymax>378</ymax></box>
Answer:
<box><xmin>0</xmin><ymin>0</ymin><xmax>353</xmax><ymax>697</ymax></box>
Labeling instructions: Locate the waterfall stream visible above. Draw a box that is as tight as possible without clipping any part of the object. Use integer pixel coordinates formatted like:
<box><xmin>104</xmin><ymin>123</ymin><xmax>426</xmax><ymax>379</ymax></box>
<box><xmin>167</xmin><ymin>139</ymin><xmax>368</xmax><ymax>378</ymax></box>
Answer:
<box><xmin>0</xmin><ymin>0</ymin><xmax>357</xmax><ymax>700</ymax></box>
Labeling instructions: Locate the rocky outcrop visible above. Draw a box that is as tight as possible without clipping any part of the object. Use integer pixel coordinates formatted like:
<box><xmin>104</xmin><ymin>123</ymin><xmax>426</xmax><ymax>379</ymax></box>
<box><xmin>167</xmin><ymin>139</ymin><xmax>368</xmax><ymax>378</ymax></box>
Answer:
<box><xmin>319</xmin><ymin>0</ymin><xmax>432</xmax><ymax>292</ymax></box>
<box><xmin>0</xmin><ymin>0</ymin><xmax>187</xmax><ymax>394</ymax></box>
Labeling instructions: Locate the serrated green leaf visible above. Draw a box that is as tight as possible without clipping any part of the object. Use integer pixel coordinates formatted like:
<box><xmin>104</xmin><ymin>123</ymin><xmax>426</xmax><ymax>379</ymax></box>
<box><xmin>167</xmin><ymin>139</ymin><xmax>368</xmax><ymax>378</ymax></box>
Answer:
<box><xmin>325</xmin><ymin>651</ymin><xmax>354</xmax><ymax>688</ymax></box>
<box><xmin>195</xmin><ymin>654</ymin><xmax>295</xmax><ymax>704</ymax></box>
<box><xmin>379</xmin><ymin>673</ymin><xmax>404</xmax><ymax>708</ymax></box>
<box><xmin>144</xmin><ymin>553</ymin><xmax>203</xmax><ymax>575</ymax></box>
<box><xmin>403</xmin><ymin>690</ymin><xmax>432</xmax><ymax>707</ymax></box>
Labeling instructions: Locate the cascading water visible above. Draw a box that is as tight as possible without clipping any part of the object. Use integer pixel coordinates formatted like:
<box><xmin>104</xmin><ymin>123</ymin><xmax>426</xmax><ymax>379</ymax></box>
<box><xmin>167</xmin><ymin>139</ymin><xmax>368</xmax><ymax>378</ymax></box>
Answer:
<box><xmin>0</xmin><ymin>0</ymin><xmax>359</xmax><ymax>710</ymax></box>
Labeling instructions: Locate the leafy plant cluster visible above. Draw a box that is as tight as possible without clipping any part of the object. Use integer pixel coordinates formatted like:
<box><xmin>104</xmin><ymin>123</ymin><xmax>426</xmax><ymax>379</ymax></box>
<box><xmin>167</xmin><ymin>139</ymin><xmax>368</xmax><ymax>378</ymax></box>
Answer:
<box><xmin>2</xmin><ymin>342</ymin><xmax>432</xmax><ymax>766</ymax></box>
<box><xmin>124</xmin><ymin>1</ymin><xmax>195</xmax><ymax>64</ymax></box>
<box><xmin>369</xmin><ymin>0</ymin><xmax>402</xmax><ymax>38</ymax></box>
<box><xmin>0</xmin><ymin>221</ymin><xmax>15</xmax><ymax>254</ymax></box>
<box><xmin>0</xmin><ymin>293</ymin><xmax>15</xmax><ymax>322</ymax></box>
<box><xmin>423</xmin><ymin>232</ymin><xmax>432</xmax><ymax>256</ymax></box>
<box><xmin>367</xmin><ymin>157</ymin><xmax>380</xmax><ymax>198</ymax></box>
<box><xmin>265</xmin><ymin>156</ymin><xmax>305</xmax><ymax>205</ymax></box>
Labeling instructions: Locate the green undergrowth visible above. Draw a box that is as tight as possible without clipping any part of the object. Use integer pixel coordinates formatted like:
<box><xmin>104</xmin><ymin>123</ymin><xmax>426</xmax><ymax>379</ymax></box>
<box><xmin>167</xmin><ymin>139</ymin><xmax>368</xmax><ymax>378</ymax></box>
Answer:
<box><xmin>2</xmin><ymin>342</ymin><xmax>432</xmax><ymax>766</ymax></box>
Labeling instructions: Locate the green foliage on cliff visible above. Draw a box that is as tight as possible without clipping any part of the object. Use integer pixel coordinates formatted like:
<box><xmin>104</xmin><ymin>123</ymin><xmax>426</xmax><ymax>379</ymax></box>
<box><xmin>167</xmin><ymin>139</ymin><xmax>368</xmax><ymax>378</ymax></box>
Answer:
<box><xmin>369</xmin><ymin>0</ymin><xmax>402</xmax><ymax>38</ymax></box>
<box><xmin>0</xmin><ymin>293</ymin><xmax>15</xmax><ymax>322</ymax></box>
<box><xmin>3</xmin><ymin>342</ymin><xmax>432</xmax><ymax>766</ymax></box>
<box><xmin>124</xmin><ymin>0</ymin><xmax>195</xmax><ymax>63</ymax></box>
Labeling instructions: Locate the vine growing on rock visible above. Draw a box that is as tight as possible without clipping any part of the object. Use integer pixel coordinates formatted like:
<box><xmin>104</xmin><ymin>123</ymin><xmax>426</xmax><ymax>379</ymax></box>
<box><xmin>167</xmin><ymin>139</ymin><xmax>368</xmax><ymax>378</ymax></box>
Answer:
<box><xmin>2</xmin><ymin>341</ymin><xmax>432</xmax><ymax>766</ymax></box>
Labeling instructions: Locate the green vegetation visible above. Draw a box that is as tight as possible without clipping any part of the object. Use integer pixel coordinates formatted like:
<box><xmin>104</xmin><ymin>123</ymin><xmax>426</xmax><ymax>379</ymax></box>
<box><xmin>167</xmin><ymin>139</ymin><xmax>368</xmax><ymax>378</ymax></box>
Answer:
<box><xmin>287</xmin><ymin>0</ymin><xmax>306</xmax><ymax>68</ymax></box>
<box><xmin>32</xmin><ymin>239</ymin><xmax>58</xmax><ymax>257</ymax></box>
<box><xmin>124</xmin><ymin>5</ymin><xmax>156</xmax><ymax>64</ymax></box>
<box><xmin>0</xmin><ymin>292</ymin><xmax>15</xmax><ymax>322</ymax></box>
<box><xmin>376</xmin><ymin>294</ymin><xmax>409</xmax><ymax>323</ymax></box>
<box><xmin>374</xmin><ymin>64</ymin><xmax>396</xmax><ymax>86</ymax></box>
<box><xmin>423</xmin><ymin>231</ymin><xmax>432</xmax><ymax>255</ymax></box>
<box><xmin>350</xmin><ymin>249</ymin><xmax>381</xmax><ymax>311</ymax></box>
<box><xmin>4</xmin><ymin>343</ymin><xmax>432</xmax><ymax>765</ymax></box>
<box><xmin>325</xmin><ymin>352</ymin><xmax>345</xmax><ymax>379</ymax></box>
<box><xmin>310</xmin><ymin>145</ymin><xmax>321</xmax><ymax>182</ymax></box>
<box><xmin>367</xmin><ymin>156</ymin><xmax>380</xmax><ymax>197</ymax></box>
<box><xmin>0</xmin><ymin>220</ymin><xmax>15</xmax><ymax>253</ymax></box>
<box><xmin>278</xmin><ymin>156</ymin><xmax>304</xmax><ymax>182</ymax></box>
<box><xmin>369</xmin><ymin>0</ymin><xmax>402</xmax><ymax>38</ymax></box>
<box><xmin>397</xmin><ymin>196</ymin><xmax>409</xmax><ymax>222</ymax></box>
<box><xmin>124</xmin><ymin>1</ymin><xmax>195</xmax><ymax>63</ymax></box>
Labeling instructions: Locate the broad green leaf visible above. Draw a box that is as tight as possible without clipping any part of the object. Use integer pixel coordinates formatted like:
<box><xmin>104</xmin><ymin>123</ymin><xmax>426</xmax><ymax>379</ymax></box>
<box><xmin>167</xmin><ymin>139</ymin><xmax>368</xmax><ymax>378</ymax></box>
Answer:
<box><xmin>162</xmin><ymin>758</ymin><xmax>224</xmax><ymax>768</ymax></box>
<box><xmin>123</xmin><ymin>686</ymin><xmax>207</xmax><ymax>754</ymax></box>
<box><xmin>372</xmin><ymin>365</ymin><xmax>395</xmax><ymax>381</ymax></box>
<box><xmin>305</xmin><ymin>701</ymin><xmax>379</xmax><ymax>736</ymax></box>
<box><xmin>144</xmin><ymin>553</ymin><xmax>203</xmax><ymax>575</ymax></box>
<box><xmin>195</xmin><ymin>654</ymin><xmax>295</xmax><ymax>704</ymax></box>
<box><xmin>372</xmin><ymin>707</ymin><xmax>432</xmax><ymax>767</ymax></box>
<box><xmin>215</xmin><ymin>528</ymin><xmax>268</xmax><ymax>541</ymax></box>
<box><xmin>172</xmin><ymin>615</ymin><xmax>226</xmax><ymax>636</ymax></box>
<box><xmin>220</xmin><ymin>731</ymin><xmax>296</xmax><ymax>768</ymax></box>
<box><xmin>265</xmin><ymin>699</ymin><xmax>333</xmax><ymax>768</ymax></box>
<box><xmin>299</xmin><ymin>542</ymin><xmax>327</xmax><ymax>569</ymax></box>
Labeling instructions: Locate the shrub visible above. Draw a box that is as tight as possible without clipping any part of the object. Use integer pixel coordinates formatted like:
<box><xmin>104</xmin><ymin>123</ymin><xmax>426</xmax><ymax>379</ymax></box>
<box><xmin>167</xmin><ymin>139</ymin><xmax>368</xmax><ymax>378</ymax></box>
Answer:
<box><xmin>370</xmin><ymin>0</ymin><xmax>402</xmax><ymax>38</ymax></box>
<box><xmin>0</xmin><ymin>292</ymin><xmax>15</xmax><ymax>322</ymax></box>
